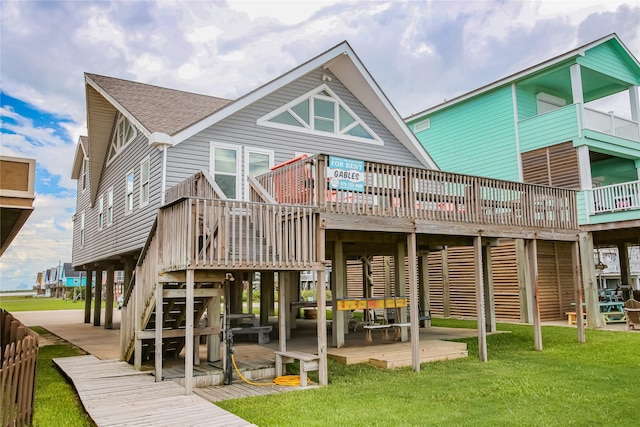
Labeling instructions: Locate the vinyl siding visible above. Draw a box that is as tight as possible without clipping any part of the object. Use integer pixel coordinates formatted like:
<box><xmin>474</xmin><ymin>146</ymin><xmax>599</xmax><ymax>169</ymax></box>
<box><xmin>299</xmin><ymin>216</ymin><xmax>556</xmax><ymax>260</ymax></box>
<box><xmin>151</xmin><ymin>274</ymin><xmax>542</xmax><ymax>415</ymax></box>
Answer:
<box><xmin>71</xmin><ymin>127</ymin><xmax>161</xmax><ymax>267</ymax></box>
<box><xmin>578</xmin><ymin>43</ymin><xmax>638</xmax><ymax>85</ymax></box>
<box><xmin>515</xmin><ymin>87</ymin><xmax>538</xmax><ymax>121</ymax></box>
<box><xmin>166</xmin><ymin>69</ymin><xmax>425</xmax><ymax>193</ymax></box>
<box><xmin>410</xmin><ymin>86</ymin><xmax>520</xmax><ymax>181</ymax></box>
<box><xmin>518</xmin><ymin>104</ymin><xmax>580</xmax><ymax>152</ymax></box>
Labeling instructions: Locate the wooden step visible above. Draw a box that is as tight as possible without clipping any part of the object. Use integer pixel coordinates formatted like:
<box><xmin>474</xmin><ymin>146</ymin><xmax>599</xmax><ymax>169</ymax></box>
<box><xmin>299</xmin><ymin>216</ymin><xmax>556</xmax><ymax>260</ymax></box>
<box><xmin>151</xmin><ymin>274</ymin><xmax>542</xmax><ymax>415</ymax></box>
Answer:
<box><xmin>327</xmin><ymin>341</ymin><xmax>468</xmax><ymax>367</ymax></box>
<box><xmin>369</xmin><ymin>347</ymin><xmax>468</xmax><ymax>369</ymax></box>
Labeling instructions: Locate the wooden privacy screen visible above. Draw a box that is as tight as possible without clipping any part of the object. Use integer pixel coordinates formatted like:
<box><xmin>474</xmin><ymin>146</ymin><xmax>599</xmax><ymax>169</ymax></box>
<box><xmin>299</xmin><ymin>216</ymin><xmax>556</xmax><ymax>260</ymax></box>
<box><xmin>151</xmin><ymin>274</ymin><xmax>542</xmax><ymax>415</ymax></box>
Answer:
<box><xmin>522</xmin><ymin>142</ymin><xmax>580</xmax><ymax>189</ymax></box>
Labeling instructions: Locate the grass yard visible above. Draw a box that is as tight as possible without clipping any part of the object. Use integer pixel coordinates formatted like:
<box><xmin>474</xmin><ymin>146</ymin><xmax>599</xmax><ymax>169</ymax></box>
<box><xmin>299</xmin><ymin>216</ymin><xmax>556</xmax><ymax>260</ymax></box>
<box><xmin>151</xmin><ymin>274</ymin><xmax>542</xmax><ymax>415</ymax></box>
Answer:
<box><xmin>219</xmin><ymin>319</ymin><xmax>640</xmax><ymax>427</ymax></box>
<box><xmin>0</xmin><ymin>296</ymin><xmax>113</xmax><ymax>312</ymax></box>
<box><xmin>29</xmin><ymin>327</ymin><xmax>93</xmax><ymax>427</ymax></box>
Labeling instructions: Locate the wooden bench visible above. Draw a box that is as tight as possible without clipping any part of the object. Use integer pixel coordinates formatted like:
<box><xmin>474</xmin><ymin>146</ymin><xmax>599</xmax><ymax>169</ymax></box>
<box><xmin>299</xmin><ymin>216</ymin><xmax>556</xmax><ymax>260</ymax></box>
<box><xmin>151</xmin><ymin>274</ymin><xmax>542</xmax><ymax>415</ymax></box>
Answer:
<box><xmin>274</xmin><ymin>351</ymin><xmax>319</xmax><ymax>387</ymax></box>
<box><xmin>566</xmin><ymin>311</ymin><xmax>586</xmax><ymax>325</ymax></box>
<box><xmin>231</xmin><ymin>326</ymin><xmax>272</xmax><ymax>344</ymax></box>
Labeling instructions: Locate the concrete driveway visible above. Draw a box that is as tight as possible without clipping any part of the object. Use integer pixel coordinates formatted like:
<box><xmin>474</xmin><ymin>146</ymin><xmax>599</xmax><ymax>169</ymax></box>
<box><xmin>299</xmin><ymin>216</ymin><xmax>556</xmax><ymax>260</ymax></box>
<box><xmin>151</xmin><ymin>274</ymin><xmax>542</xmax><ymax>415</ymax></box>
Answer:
<box><xmin>13</xmin><ymin>309</ymin><xmax>122</xmax><ymax>360</ymax></box>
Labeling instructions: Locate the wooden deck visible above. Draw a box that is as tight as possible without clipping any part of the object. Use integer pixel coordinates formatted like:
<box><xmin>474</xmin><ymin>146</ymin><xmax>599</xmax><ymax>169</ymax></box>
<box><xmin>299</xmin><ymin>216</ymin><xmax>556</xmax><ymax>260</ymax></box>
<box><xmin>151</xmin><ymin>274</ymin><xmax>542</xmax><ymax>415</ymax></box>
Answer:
<box><xmin>54</xmin><ymin>355</ymin><xmax>256</xmax><ymax>427</ymax></box>
<box><xmin>194</xmin><ymin>381</ymin><xmax>319</xmax><ymax>402</ymax></box>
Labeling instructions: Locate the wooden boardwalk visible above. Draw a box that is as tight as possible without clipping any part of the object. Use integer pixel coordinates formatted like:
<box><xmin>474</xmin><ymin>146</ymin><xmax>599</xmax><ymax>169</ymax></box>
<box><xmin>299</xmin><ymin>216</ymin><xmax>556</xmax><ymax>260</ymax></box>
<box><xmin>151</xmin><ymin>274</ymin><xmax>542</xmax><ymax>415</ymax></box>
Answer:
<box><xmin>54</xmin><ymin>355</ymin><xmax>256</xmax><ymax>427</ymax></box>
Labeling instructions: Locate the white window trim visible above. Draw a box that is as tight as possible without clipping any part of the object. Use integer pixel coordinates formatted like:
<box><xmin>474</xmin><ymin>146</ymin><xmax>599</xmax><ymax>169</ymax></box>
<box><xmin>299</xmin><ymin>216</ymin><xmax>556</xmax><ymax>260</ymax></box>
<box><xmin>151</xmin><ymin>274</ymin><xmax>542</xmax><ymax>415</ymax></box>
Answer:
<box><xmin>98</xmin><ymin>194</ymin><xmax>104</xmax><ymax>230</ymax></box>
<box><xmin>256</xmin><ymin>83</ymin><xmax>383</xmax><ymax>145</ymax></box>
<box><xmin>107</xmin><ymin>113</ymin><xmax>138</xmax><ymax>166</ymax></box>
<box><xmin>125</xmin><ymin>170</ymin><xmax>134</xmax><ymax>216</ymax></box>
<box><xmin>107</xmin><ymin>187</ymin><xmax>114</xmax><ymax>226</ymax></box>
<box><xmin>82</xmin><ymin>157</ymin><xmax>89</xmax><ymax>193</ymax></box>
<box><xmin>139</xmin><ymin>157</ymin><xmax>150</xmax><ymax>209</ymax></box>
<box><xmin>80</xmin><ymin>210</ymin><xmax>85</xmax><ymax>247</ymax></box>
<box><xmin>243</xmin><ymin>146</ymin><xmax>274</xmax><ymax>200</ymax></box>
<box><xmin>210</xmin><ymin>142</ymin><xmax>241</xmax><ymax>200</ymax></box>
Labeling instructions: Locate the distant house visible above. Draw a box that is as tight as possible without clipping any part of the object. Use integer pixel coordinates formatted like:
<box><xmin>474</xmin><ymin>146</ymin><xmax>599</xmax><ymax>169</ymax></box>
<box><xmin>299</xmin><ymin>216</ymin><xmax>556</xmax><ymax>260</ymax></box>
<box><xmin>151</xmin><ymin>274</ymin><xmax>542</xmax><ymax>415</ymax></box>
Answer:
<box><xmin>406</xmin><ymin>34</ymin><xmax>640</xmax><ymax>327</ymax></box>
<box><xmin>0</xmin><ymin>156</ymin><xmax>35</xmax><ymax>256</ymax></box>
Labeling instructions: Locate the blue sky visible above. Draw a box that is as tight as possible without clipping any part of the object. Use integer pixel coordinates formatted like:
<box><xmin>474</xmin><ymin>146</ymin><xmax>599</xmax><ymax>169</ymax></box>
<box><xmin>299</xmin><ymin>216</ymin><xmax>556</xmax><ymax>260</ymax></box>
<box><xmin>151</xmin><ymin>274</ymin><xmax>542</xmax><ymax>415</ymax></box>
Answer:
<box><xmin>1</xmin><ymin>0</ymin><xmax>639</xmax><ymax>290</ymax></box>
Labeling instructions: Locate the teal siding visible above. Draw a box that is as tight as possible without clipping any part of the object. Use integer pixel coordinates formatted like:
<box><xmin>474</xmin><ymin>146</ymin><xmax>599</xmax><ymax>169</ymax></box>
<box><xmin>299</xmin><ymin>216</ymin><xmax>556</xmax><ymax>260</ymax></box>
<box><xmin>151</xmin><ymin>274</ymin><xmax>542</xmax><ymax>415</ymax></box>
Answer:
<box><xmin>516</xmin><ymin>87</ymin><xmax>537</xmax><ymax>121</ymax></box>
<box><xmin>578</xmin><ymin>43</ymin><xmax>638</xmax><ymax>85</ymax></box>
<box><xmin>519</xmin><ymin>104</ymin><xmax>580</xmax><ymax>152</ymax></box>
<box><xmin>577</xmin><ymin>191</ymin><xmax>588</xmax><ymax>224</ymax></box>
<box><xmin>411</xmin><ymin>86</ymin><xmax>519</xmax><ymax>181</ymax></box>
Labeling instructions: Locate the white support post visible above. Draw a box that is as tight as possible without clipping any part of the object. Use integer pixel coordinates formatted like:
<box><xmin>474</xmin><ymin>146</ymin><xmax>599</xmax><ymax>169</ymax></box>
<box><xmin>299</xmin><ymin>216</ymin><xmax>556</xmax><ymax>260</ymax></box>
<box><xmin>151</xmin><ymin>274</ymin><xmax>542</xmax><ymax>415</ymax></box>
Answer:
<box><xmin>331</xmin><ymin>240</ymin><xmax>345</xmax><ymax>348</ymax></box>
<box><xmin>572</xmin><ymin>241</ymin><xmax>586</xmax><ymax>343</ymax></box>
<box><xmin>407</xmin><ymin>233</ymin><xmax>420</xmax><ymax>371</ymax></box>
<box><xmin>185</xmin><ymin>269</ymin><xmax>194</xmax><ymax>395</ymax></box>
<box><xmin>579</xmin><ymin>232</ymin><xmax>602</xmax><ymax>328</ymax></box>
<box><xmin>316</xmin><ymin>226</ymin><xmax>328</xmax><ymax>386</ymax></box>
<box><xmin>207</xmin><ymin>293</ymin><xmax>221</xmax><ymax>362</ymax></box>
<box><xmin>629</xmin><ymin>85</ymin><xmax>639</xmax><ymax>135</ymax></box>
<box><xmin>154</xmin><ymin>277</ymin><xmax>163</xmax><ymax>382</ymax></box>
<box><xmin>526</xmin><ymin>239</ymin><xmax>543</xmax><ymax>351</ymax></box>
<box><xmin>134</xmin><ymin>266</ymin><xmax>142</xmax><ymax>370</ymax></box>
<box><xmin>474</xmin><ymin>236</ymin><xmax>487</xmax><ymax>362</ymax></box>
<box><xmin>278</xmin><ymin>272</ymin><xmax>287</xmax><ymax>353</ymax></box>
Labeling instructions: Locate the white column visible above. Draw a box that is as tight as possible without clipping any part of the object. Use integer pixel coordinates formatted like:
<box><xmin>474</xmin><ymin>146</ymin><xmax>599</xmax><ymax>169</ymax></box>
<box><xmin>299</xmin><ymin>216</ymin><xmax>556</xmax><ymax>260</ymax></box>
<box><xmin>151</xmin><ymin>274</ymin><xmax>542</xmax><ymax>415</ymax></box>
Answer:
<box><xmin>570</xmin><ymin>64</ymin><xmax>584</xmax><ymax>104</ymax></box>
<box><xmin>576</xmin><ymin>145</ymin><xmax>592</xmax><ymax>190</ymax></box>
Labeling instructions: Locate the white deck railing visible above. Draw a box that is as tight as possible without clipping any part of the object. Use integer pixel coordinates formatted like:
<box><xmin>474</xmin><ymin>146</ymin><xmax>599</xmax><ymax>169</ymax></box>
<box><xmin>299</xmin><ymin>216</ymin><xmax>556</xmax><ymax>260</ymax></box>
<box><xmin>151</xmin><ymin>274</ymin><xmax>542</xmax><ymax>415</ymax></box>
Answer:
<box><xmin>588</xmin><ymin>181</ymin><xmax>640</xmax><ymax>215</ymax></box>
<box><xmin>583</xmin><ymin>107</ymin><xmax>640</xmax><ymax>142</ymax></box>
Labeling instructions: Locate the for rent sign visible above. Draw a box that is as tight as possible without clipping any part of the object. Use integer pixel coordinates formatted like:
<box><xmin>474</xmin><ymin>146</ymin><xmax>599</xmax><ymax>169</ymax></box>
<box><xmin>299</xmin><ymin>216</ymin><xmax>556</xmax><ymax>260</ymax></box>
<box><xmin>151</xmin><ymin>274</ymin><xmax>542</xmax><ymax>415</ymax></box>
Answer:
<box><xmin>327</xmin><ymin>156</ymin><xmax>365</xmax><ymax>192</ymax></box>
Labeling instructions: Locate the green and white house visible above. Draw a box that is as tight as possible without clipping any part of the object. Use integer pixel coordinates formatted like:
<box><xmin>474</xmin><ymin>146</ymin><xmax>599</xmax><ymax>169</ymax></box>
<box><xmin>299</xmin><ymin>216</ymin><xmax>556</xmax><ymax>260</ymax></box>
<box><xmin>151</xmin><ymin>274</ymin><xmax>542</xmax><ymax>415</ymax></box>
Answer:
<box><xmin>406</xmin><ymin>34</ymin><xmax>640</xmax><ymax>327</ymax></box>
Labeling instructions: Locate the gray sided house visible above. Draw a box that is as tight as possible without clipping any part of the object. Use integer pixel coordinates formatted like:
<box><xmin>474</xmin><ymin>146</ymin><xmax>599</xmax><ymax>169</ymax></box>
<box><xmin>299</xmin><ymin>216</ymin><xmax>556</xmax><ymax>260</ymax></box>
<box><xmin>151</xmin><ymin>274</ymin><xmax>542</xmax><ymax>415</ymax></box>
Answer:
<box><xmin>70</xmin><ymin>41</ymin><xmax>583</xmax><ymax>392</ymax></box>
<box><xmin>71</xmin><ymin>41</ymin><xmax>435</xmax><ymax>273</ymax></box>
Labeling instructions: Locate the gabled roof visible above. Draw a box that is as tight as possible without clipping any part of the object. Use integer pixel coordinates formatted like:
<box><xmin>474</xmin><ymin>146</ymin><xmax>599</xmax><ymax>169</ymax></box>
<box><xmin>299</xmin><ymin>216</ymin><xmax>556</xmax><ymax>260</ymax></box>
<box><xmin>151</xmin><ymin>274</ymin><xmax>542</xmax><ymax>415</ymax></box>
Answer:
<box><xmin>71</xmin><ymin>135</ymin><xmax>88</xmax><ymax>179</ymax></box>
<box><xmin>406</xmin><ymin>33</ymin><xmax>640</xmax><ymax>121</ymax></box>
<box><xmin>62</xmin><ymin>262</ymin><xmax>82</xmax><ymax>279</ymax></box>
<box><xmin>82</xmin><ymin>41</ymin><xmax>438</xmax><ymax>203</ymax></box>
<box><xmin>167</xmin><ymin>41</ymin><xmax>438</xmax><ymax>170</ymax></box>
<box><xmin>85</xmin><ymin>73</ymin><xmax>232</xmax><ymax>137</ymax></box>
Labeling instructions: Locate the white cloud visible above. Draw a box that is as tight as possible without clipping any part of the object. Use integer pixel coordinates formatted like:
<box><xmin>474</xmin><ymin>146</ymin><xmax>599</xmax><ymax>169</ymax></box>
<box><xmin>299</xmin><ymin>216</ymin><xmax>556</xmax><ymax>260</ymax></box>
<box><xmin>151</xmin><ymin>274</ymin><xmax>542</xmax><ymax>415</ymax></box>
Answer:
<box><xmin>1</xmin><ymin>0</ymin><xmax>639</xmax><ymax>289</ymax></box>
<box><xmin>227</xmin><ymin>0</ymin><xmax>345</xmax><ymax>25</ymax></box>
<box><xmin>1</xmin><ymin>106</ymin><xmax>76</xmax><ymax>190</ymax></box>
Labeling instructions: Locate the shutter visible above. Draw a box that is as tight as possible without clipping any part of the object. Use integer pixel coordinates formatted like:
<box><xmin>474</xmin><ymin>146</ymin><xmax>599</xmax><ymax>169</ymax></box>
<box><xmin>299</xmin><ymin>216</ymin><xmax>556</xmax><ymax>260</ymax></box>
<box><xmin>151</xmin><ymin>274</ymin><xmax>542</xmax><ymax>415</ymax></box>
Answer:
<box><xmin>522</xmin><ymin>142</ymin><xmax>580</xmax><ymax>189</ymax></box>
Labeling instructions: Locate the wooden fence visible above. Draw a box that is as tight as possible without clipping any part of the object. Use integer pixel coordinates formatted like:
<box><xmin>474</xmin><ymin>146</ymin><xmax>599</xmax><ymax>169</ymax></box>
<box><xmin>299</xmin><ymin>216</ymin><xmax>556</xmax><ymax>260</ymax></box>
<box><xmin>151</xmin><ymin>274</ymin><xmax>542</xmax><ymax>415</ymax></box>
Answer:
<box><xmin>1</xmin><ymin>309</ymin><xmax>39</xmax><ymax>427</ymax></box>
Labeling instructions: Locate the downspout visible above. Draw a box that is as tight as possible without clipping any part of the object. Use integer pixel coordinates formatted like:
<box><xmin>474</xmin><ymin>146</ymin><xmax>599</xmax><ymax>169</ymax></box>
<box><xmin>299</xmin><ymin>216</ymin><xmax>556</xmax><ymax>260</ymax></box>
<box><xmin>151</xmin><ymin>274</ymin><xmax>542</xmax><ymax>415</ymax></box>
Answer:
<box><xmin>161</xmin><ymin>145</ymin><xmax>167</xmax><ymax>206</ymax></box>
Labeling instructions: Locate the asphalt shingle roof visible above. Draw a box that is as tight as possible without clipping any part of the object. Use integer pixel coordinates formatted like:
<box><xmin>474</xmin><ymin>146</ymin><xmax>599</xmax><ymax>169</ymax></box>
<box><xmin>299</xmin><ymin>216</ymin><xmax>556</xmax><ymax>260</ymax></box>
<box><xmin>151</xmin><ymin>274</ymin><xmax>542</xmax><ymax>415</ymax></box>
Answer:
<box><xmin>86</xmin><ymin>73</ymin><xmax>233</xmax><ymax>136</ymax></box>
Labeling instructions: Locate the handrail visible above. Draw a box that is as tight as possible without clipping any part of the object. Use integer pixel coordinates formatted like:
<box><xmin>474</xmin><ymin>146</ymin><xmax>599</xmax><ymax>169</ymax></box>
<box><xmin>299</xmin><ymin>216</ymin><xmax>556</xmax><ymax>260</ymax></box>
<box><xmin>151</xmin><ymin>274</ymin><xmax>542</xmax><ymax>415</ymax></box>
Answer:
<box><xmin>165</xmin><ymin>170</ymin><xmax>228</xmax><ymax>204</ymax></box>
<box><xmin>256</xmin><ymin>154</ymin><xmax>578</xmax><ymax>231</ymax></box>
<box><xmin>583</xmin><ymin>107</ymin><xmax>640</xmax><ymax>142</ymax></box>
<box><xmin>587</xmin><ymin>181</ymin><xmax>640</xmax><ymax>215</ymax></box>
<box><xmin>156</xmin><ymin>198</ymin><xmax>319</xmax><ymax>271</ymax></box>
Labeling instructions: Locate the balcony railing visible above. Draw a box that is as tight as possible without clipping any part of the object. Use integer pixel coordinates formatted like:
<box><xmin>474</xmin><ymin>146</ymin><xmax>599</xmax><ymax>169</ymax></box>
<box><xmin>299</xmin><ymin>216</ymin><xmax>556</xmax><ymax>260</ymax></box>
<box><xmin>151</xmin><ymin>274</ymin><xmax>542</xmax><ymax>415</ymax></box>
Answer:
<box><xmin>157</xmin><ymin>198</ymin><xmax>319</xmax><ymax>271</ymax></box>
<box><xmin>255</xmin><ymin>154</ymin><xmax>578</xmax><ymax>231</ymax></box>
<box><xmin>588</xmin><ymin>181</ymin><xmax>640</xmax><ymax>215</ymax></box>
<box><xmin>583</xmin><ymin>107</ymin><xmax>640</xmax><ymax>142</ymax></box>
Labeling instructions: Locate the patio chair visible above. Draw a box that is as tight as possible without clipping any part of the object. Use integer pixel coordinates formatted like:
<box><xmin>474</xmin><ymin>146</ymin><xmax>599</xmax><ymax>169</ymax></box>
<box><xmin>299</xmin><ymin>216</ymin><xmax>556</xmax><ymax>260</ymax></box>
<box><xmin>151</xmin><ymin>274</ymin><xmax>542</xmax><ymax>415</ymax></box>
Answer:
<box><xmin>623</xmin><ymin>299</ymin><xmax>640</xmax><ymax>331</ymax></box>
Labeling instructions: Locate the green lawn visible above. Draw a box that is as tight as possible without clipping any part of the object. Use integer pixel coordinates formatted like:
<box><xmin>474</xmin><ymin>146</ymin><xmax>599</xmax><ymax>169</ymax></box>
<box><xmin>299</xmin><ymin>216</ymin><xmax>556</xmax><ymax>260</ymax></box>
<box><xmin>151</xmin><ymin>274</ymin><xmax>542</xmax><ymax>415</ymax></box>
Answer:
<box><xmin>0</xmin><ymin>296</ymin><xmax>114</xmax><ymax>312</ymax></box>
<box><xmin>219</xmin><ymin>319</ymin><xmax>640</xmax><ymax>426</ymax></box>
<box><xmin>29</xmin><ymin>327</ymin><xmax>93</xmax><ymax>427</ymax></box>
